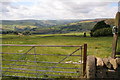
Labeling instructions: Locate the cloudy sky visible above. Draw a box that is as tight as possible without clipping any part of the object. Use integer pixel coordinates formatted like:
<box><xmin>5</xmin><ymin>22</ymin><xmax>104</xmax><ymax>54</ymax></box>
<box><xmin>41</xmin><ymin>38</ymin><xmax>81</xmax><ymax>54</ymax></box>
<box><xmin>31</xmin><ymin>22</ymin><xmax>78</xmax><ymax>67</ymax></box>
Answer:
<box><xmin>0</xmin><ymin>0</ymin><xmax>119</xmax><ymax>20</ymax></box>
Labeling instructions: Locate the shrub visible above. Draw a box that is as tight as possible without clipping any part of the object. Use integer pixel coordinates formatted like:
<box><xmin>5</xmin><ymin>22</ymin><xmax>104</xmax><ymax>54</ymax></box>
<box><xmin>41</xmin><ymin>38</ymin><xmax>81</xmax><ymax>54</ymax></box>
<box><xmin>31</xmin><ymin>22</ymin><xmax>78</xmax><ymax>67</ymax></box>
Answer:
<box><xmin>93</xmin><ymin>28</ymin><xmax>112</xmax><ymax>37</ymax></box>
<box><xmin>91</xmin><ymin>20</ymin><xmax>110</xmax><ymax>32</ymax></box>
<box><xmin>22</xmin><ymin>31</ymin><xmax>31</xmax><ymax>35</ymax></box>
<box><xmin>90</xmin><ymin>20</ymin><xmax>111</xmax><ymax>37</ymax></box>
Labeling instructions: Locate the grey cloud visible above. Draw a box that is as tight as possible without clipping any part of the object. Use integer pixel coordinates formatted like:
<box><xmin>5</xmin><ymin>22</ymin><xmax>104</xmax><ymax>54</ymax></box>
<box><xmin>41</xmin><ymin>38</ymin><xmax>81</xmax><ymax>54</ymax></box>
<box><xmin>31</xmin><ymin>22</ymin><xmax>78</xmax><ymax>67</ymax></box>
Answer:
<box><xmin>1</xmin><ymin>2</ymin><xmax>11</xmax><ymax>5</ymax></box>
<box><xmin>0</xmin><ymin>2</ymin><xmax>10</xmax><ymax>12</ymax></box>
<box><xmin>1</xmin><ymin>0</ymin><xmax>117</xmax><ymax>20</ymax></box>
<box><xmin>2</xmin><ymin>2</ymin><xmax>18</xmax><ymax>9</ymax></box>
<box><xmin>1</xmin><ymin>8</ymin><xmax>9</xmax><ymax>12</ymax></box>
<box><xmin>1</xmin><ymin>2</ymin><xmax>19</xmax><ymax>13</ymax></box>
<box><xmin>59</xmin><ymin>1</ymin><xmax>110</xmax><ymax>14</ymax></box>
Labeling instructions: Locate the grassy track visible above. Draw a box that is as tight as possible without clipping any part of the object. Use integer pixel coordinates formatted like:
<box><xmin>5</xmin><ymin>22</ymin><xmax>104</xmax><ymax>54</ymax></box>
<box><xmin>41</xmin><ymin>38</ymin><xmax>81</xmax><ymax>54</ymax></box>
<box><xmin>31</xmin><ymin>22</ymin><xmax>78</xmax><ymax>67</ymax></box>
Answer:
<box><xmin>1</xmin><ymin>33</ymin><xmax>120</xmax><ymax>78</ymax></box>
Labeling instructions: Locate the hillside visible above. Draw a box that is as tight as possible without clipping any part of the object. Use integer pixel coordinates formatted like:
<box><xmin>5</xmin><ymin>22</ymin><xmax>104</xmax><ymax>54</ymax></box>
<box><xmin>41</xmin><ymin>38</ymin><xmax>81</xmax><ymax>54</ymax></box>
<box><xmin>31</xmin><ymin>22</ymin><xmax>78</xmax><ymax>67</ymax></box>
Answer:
<box><xmin>1</xmin><ymin>20</ymin><xmax>82</xmax><ymax>31</ymax></box>
<box><xmin>1</xmin><ymin>20</ymin><xmax>82</xmax><ymax>27</ymax></box>
<box><xmin>105</xmin><ymin>19</ymin><xmax>115</xmax><ymax>25</ymax></box>
<box><xmin>1</xmin><ymin>18</ymin><xmax>114</xmax><ymax>34</ymax></box>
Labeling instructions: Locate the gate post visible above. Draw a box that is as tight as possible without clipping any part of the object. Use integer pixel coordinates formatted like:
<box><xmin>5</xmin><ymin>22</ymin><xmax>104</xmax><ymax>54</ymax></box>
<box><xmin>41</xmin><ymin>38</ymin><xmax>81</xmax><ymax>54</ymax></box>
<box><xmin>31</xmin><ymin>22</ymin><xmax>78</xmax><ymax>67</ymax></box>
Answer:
<box><xmin>83</xmin><ymin>44</ymin><xmax>87</xmax><ymax>76</ymax></box>
<box><xmin>112</xmin><ymin>12</ymin><xmax>120</xmax><ymax>58</ymax></box>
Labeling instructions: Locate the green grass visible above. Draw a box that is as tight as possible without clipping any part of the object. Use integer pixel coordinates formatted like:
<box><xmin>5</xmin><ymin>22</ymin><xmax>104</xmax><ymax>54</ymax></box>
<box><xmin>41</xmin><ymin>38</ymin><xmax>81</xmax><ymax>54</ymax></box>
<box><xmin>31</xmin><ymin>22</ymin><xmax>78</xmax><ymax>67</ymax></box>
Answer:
<box><xmin>2</xmin><ymin>33</ymin><xmax>119</xmax><ymax>79</ymax></box>
<box><xmin>2</xmin><ymin>33</ymin><xmax>113</xmax><ymax>57</ymax></box>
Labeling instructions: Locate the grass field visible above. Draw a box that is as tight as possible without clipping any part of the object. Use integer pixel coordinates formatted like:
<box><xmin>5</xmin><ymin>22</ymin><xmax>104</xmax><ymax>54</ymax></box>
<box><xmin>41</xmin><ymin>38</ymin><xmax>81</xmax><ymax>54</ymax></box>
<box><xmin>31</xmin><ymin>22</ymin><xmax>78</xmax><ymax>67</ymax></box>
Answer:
<box><xmin>2</xmin><ymin>33</ymin><xmax>114</xmax><ymax>57</ymax></box>
<box><xmin>1</xmin><ymin>33</ymin><xmax>120</xmax><ymax>79</ymax></box>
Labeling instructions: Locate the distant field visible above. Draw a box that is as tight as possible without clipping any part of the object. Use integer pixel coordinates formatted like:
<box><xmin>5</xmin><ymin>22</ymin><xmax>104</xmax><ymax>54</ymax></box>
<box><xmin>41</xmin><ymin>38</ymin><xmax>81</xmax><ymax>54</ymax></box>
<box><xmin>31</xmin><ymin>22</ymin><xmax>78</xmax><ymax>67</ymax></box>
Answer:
<box><xmin>1</xmin><ymin>33</ymin><xmax>120</xmax><ymax>78</ymax></box>
<box><xmin>2</xmin><ymin>33</ymin><xmax>113</xmax><ymax>57</ymax></box>
<box><xmin>2</xmin><ymin>25</ymin><xmax>37</xmax><ymax>30</ymax></box>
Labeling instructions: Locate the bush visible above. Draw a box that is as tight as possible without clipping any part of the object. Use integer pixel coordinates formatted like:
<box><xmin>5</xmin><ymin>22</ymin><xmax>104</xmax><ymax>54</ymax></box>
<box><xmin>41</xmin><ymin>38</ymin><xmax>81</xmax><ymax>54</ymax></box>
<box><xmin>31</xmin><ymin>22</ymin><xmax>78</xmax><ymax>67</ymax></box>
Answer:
<box><xmin>22</xmin><ymin>31</ymin><xmax>31</xmax><ymax>35</ymax></box>
<box><xmin>90</xmin><ymin>20</ymin><xmax>111</xmax><ymax>37</ymax></box>
<box><xmin>91</xmin><ymin>20</ymin><xmax>110</xmax><ymax>32</ymax></box>
<box><xmin>93</xmin><ymin>28</ymin><xmax>112</xmax><ymax>37</ymax></box>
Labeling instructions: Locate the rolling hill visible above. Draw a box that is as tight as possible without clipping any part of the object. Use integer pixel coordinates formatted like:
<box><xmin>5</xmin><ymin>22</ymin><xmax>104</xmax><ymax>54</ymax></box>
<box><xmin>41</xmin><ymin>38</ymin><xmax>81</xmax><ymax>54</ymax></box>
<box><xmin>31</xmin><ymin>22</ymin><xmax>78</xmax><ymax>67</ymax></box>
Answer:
<box><xmin>1</xmin><ymin>18</ymin><xmax>114</xmax><ymax>34</ymax></box>
<box><xmin>1</xmin><ymin>19</ymin><xmax>82</xmax><ymax>27</ymax></box>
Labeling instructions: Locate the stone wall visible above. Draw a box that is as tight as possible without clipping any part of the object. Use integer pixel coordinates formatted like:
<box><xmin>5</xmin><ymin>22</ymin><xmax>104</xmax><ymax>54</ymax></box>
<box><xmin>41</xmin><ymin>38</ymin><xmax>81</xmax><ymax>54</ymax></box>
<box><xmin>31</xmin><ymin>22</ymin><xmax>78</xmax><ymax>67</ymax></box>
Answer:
<box><xmin>86</xmin><ymin>56</ymin><xmax>120</xmax><ymax>79</ymax></box>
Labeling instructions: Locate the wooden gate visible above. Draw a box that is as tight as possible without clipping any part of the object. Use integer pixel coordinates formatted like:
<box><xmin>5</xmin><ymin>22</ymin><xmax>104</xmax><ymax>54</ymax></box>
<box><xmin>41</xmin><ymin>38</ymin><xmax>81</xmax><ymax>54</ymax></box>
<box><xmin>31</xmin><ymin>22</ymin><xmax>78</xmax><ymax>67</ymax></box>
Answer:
<box><xmin>1</xmin><ymin>44</ymin><xmax>87</xmax><ymax>79</ymax></box>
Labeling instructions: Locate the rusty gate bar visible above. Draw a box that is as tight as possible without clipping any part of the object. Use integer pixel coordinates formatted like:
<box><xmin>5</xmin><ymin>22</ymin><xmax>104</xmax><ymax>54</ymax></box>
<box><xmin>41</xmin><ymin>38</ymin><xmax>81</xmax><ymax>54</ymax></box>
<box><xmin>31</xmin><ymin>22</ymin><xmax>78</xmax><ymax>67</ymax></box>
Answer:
<box><xmin>1</xmin><ymin>52</ymin><xmax>82</xmax><ymax>56</ymax></box>
<box><xmin>2</xmin><ymin>59</ymin><xmax>82</xmax><ymax>64</ymax></box>
<box><xmin>1</xmin><ymin>44</ymin><xmax>82</xmax><ymax>47</ymax></box>
<box><xmin>3</xmin><ymin>72</ymin><xmax>78</xmax><ymax>78</ymax></box>
<box><xmin>83</xmin><ymin>44</ymin><xmax>87</xmax><ymax>76</ymax></box>
<box><xmin>2</xmin><ymin>64</ymin><xmax>81</xmax><ymax>69</ymax></box>
<box><xmin>2</xmin><ymin>67</ymin><xmax>78</xmax><ymax>73</ymax></box>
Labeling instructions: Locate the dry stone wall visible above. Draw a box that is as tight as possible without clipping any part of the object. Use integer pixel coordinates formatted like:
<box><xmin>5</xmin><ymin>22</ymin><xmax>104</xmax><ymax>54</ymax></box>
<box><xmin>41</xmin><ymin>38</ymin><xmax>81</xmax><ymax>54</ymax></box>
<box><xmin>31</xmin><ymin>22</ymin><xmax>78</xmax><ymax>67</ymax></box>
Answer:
<box><xmin>86</xmin><ymin>56</ymin><xmax>120</xmax><ymax>79</ymax></box>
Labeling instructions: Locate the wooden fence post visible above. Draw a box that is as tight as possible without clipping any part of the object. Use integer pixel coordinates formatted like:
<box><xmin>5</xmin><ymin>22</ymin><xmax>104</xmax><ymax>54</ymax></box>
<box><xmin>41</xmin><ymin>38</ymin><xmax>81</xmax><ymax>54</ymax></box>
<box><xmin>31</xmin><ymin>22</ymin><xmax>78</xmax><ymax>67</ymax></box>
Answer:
<box><xmin>112</xmin><ymin>12</ymin><xmax>120</xmax><ymax>58</ymax></box>
<box><xmin>83</xmin><ymin>44</ymin><xmax>87</xmax><ymax>76</ymax></box>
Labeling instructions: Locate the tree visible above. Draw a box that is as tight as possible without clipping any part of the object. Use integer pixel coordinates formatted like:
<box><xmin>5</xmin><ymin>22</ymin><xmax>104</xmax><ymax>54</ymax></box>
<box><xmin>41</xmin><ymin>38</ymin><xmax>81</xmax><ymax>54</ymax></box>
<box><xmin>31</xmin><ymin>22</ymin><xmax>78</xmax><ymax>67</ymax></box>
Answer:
<box><xmin>24</xmin><ymin>27</ymin><xmax>31</xmax><ymax>31</ymax></box>
<box><xmin>91</xmin><ymin>20</ymin><xmax>110</xmax><ymax>32</ymax></box>
<box><xmin>14</xmin><ymin>31</ymin><xmax>18</xmax><ymax>35</ymax></box>
<box><xmin>92</xmin><ymin>28</ymin><xmax>112</xmax><ymax>37</ymax></box>
<box><xmin>22</xmin><ymin>31</ymin><xmax>31</xmax><ymax>35</ymax></box>
<box><xmin>90</xmin><ymin>20</ymin><xmax>112</xmax><ymax>37</ymax></box>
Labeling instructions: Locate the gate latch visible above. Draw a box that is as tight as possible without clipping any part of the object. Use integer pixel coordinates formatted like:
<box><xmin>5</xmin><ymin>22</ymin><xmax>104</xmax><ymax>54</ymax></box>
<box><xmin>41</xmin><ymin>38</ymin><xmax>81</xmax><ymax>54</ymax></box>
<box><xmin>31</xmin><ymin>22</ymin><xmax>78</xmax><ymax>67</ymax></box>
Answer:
<box><xmin>112</xmin><ymin>26</ymin><xmax>118</xmax><ymax>34</ymax></box>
